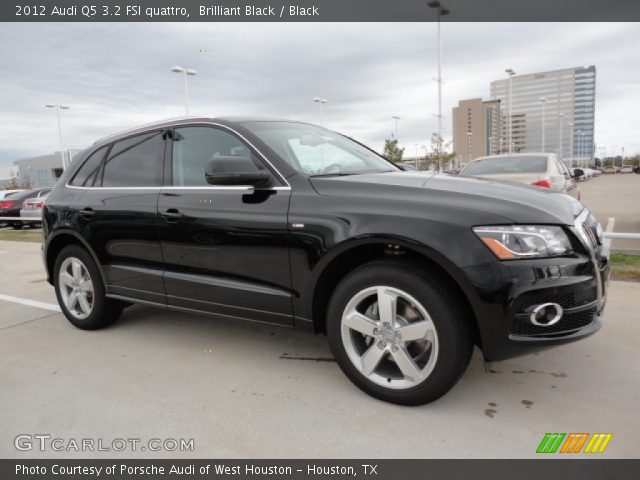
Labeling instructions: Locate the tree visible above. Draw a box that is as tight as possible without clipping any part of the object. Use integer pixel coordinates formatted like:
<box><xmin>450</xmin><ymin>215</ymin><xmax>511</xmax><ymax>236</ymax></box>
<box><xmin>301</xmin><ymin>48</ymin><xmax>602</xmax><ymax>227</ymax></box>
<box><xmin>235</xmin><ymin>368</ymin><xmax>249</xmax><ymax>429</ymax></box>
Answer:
<box><xmin>420</xmin><ymin>132</ymin><xmax>456</xmax><ymax>171</ymax></box>
<box><xmin>383</xmin><ymin>135</ymin><xmax>405</xmax><ymax>163</ymax></box>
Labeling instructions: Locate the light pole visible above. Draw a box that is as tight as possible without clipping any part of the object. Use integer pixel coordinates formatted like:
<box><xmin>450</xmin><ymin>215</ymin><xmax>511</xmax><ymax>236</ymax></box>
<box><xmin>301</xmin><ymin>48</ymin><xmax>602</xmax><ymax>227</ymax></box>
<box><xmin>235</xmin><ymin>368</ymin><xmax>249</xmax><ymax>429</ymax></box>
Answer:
<box><xmin>558</xmin><ymin>113</ymin><xmax>564</xmax><ymax>159</ymax></box>
<box><xmin>488</xmin><ymin>136</ymin><xmax>493</xmax><ymax>155</ymax></box>
<box><xmin>568</xmin><ymin>122</ymin><xmax>575</xmax><ymax>169</ymax></box>
<box><xmin>392</xmin><ymin>116</ymin><xmax>400</xmax><ymax>138</ymax></box>
<box><xmin>466</xmin><ymin>131</ymin><xmax>473</xmax><ymax>163</ymax></box>
<box><xmin>539</xmin><ymin>97</ymin><xmax>548</xmax><ymax>152</ymax></box>
<box><xmin>313</xmin><ymin>97</ymin><xmax>328</xmax><ymax>125</ymax></box>
<box><xmin>505</xmin><ymin>68</ymin><xmax>516</xmax><ymax>153</ymax></box>
<box><xmin>171</xmin><ymin>66</ymin><xmax>198</xmax><ymax>114</ymax></box>
<box><xmin>45</xmin><ymin>104</ymin><xmax>70</xmax><ymax>171</ymax></box>
<box><xmin>577</xmin><ymin>131</ymin><xmax>583</xmax><ymax>167</ymax></box>
<box><xmin>428</xmin><ymin>1</ymin><xmax>450</xmax><ymax>171</ymax></box>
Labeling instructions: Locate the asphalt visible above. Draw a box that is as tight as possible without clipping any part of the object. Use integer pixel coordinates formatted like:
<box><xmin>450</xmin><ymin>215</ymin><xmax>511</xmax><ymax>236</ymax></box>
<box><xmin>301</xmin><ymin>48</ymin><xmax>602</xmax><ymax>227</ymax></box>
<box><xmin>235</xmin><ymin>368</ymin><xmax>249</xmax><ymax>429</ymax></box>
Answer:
<box><xmin>578</xmin><ymin>173</ymin><xmax>640</xmax><ymax>253</ymax></box>
<box><xmin>0</xmin><ymin>239</ymin><xmax>639</xmax><ymax>459</ymax></box>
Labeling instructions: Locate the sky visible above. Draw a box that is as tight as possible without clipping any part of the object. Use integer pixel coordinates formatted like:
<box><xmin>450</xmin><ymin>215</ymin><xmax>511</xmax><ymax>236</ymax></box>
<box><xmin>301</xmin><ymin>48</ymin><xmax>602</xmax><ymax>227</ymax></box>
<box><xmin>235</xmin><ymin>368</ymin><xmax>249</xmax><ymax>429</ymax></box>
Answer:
<box><xmin>0</xmin><ymin>22</ymin><xmax>638</xmax><ymax>165</ymax></box>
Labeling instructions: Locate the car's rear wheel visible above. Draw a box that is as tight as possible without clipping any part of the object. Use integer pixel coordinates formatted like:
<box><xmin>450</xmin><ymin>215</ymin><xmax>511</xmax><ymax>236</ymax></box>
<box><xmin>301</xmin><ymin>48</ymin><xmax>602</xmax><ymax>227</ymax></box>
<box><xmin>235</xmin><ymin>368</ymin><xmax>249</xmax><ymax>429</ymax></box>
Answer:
<box><xmin>327</xmin><ymin>260</ymin><xmax>473</xmax><ymax>406</ymax></box>
<box><xmin>54</xmin><ymin>245</ymin><xmax>123</xmax><ymax>330</ymax></box>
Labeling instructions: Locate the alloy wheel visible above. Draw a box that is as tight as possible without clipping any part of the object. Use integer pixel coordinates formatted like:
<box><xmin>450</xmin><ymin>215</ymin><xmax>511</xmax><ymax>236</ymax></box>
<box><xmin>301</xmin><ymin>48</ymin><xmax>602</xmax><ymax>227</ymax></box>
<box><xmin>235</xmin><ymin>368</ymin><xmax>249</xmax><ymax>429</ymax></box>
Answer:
<box><xmin>58</xmin><ymin>257</ymin><xmax>95</xmax><ymax>320</ymax></box>
<box><xmin>340</xmin><ymin>286</ymin><xmax>439</xmax><ymax>389</ymax></box>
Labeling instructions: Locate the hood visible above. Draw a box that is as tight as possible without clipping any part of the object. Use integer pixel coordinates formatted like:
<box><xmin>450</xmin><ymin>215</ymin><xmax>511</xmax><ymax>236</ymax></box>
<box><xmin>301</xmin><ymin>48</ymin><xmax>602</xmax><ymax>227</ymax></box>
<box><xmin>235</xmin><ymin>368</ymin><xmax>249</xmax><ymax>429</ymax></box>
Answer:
<box><xmin>309</xmin><ymin>171</ymin><xmax>583</xmax><ymax>225</ymax></box>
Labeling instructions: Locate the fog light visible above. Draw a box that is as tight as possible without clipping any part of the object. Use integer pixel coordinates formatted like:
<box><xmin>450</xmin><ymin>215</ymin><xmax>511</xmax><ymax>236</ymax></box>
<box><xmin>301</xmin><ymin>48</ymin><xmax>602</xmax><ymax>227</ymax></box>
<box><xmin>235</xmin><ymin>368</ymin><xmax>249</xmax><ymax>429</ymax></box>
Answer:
<box><xmin>529</xmin><ymin>303</ymin><xmax>563</xmax><ymax>326</ymax></box>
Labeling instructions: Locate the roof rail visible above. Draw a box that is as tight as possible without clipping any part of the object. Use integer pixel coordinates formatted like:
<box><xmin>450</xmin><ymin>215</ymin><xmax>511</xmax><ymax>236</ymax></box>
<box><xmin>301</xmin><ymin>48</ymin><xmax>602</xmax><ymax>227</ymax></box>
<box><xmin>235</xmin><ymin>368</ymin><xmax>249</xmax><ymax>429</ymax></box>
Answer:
<box><xmin>92</xmin><ymin>116</ymin><xmax>209</xmax><ymax>144</ymax></box>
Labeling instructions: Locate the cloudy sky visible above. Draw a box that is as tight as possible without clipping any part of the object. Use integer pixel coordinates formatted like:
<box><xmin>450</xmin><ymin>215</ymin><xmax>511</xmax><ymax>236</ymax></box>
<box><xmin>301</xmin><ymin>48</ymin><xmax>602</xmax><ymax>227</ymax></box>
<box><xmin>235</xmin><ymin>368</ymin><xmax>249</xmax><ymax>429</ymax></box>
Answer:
<box><xmin>0</xmin><ymin>22</ymin><xmax>638</xmax><ymax>165</ymax></box>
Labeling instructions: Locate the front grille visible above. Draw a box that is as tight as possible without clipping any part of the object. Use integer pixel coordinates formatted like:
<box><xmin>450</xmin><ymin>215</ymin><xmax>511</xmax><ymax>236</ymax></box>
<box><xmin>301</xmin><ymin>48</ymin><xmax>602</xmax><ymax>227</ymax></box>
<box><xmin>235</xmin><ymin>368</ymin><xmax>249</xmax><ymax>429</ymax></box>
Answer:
<box><xmin>518</xmin><ymin>287</ymin><xmax>597</xmax><ymax>312</ymax></box>
<box><xmin>512</xmin><ymin>308</ymin><xmax>596</xmax><ymax>336</ymax></box>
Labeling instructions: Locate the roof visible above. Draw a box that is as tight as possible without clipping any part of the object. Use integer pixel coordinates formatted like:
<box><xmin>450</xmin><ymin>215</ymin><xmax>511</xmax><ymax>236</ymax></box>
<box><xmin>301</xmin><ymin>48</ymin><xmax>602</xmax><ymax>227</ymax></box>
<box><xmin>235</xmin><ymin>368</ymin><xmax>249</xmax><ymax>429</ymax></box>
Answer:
<box><xmin>92</xmin><ymin>116</ymin><xmax>315</xmax><ymax>146</ymax></box>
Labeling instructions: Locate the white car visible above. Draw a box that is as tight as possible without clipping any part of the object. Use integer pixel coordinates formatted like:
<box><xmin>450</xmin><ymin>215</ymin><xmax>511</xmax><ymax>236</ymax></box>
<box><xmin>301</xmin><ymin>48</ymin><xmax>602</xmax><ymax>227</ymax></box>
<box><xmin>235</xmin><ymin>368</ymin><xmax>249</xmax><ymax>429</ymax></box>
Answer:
<box><xmin>0</xmin><ymin>189</ymin><xmax>23</xmax><ymax>201</ymax></box>
<box><xmin>620</xmin><ymin>165</ymin><xmax>634</xmax><ymax>173</ymax></box>
<box><xmin>460</xmin><ymin>152</ymin><xmax>580</xmax><ymax>199</ymax></box>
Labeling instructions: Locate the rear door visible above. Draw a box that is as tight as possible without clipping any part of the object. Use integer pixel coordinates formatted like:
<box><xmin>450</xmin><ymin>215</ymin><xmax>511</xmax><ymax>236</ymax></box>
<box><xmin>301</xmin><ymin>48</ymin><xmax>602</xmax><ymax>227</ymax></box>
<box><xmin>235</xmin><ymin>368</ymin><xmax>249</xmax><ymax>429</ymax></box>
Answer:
<box><xmin>70</xmin><ymin>131</ymin><xmax>167</xmax><ymax>304</ymax></box>
<box><xmin>157</xmin><ymin>125</ymin><xmax>293</xmax><ymax>326</ymax></box>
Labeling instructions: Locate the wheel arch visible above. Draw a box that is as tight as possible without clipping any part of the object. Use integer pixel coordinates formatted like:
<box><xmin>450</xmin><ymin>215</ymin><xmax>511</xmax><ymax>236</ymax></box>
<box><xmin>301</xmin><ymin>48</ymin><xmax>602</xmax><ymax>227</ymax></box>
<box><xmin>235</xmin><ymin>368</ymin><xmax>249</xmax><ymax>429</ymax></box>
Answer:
<box><xmin>45</xmin><ymin>230</ymin><xmax>106</xmax><ymax>287</ymax></box>
<box><xmin>308</xmin><ymin>236</ymin><xmax>483</xmax><ymax>345</ymax></box>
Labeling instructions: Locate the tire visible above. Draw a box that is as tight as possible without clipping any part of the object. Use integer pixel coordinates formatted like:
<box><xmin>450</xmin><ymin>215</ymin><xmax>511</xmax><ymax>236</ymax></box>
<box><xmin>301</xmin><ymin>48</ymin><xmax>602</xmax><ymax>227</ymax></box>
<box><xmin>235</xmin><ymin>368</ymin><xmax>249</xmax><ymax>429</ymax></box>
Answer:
<box><xmin>53</xmin><ymin>244</ymin><xmax>123</xmax><ymax>330</ymax></box>
<box><xmin>326</xmin><ymin>259</ymin><xmax>473</xmax><ymax>406</ymax></box>
<box><xmin>11</xmin><ymin>223</ymin><xmax>22</xmax><ymax>230</ymax></box>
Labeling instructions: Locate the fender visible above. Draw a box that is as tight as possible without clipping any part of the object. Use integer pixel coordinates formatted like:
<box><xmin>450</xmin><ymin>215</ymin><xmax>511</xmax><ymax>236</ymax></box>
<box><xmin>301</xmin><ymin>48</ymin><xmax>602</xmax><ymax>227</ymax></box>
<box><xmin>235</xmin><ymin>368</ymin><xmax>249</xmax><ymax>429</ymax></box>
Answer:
<box><xmin>300</xmin><ymin>233</ymin><xmax>487</xmax><ymax>324</ymax></box>
<box><xmin>45</xmin><ymin>228</ymin><xmax>107</xmax><ymax>287</ymax></box>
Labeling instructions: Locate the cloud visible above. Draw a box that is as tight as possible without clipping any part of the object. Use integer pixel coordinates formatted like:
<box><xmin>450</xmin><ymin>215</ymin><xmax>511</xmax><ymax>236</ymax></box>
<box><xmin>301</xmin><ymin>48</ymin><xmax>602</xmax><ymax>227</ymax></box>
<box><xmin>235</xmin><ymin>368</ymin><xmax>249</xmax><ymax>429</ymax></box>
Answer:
<box><xmin>0</xmin><ymin>22</ymin><xmax>637</xmax><ymax>164</ymax></box>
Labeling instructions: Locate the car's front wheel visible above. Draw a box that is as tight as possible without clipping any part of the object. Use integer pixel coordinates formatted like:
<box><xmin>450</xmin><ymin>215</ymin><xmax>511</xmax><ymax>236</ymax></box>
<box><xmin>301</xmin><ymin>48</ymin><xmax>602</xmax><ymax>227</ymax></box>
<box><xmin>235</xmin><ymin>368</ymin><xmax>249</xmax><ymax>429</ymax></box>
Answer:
<box><xmin>54</xmin><ymin>245</ymin><xmax>123</xmax><ymax>330</ymax></box>
<box><xmin>327</xmin><ymin>260</ymin><xmax>473</xmax><ymax>406</ymax></box>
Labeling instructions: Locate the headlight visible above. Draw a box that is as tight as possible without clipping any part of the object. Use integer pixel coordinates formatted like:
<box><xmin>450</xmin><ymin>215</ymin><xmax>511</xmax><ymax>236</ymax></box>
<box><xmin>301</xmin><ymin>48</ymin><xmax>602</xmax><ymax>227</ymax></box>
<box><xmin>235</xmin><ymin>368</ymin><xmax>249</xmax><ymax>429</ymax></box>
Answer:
<box><xmin>473</xmin><ymin>225</ymin><xmax>573</xmax><ymax>260</ymax></box>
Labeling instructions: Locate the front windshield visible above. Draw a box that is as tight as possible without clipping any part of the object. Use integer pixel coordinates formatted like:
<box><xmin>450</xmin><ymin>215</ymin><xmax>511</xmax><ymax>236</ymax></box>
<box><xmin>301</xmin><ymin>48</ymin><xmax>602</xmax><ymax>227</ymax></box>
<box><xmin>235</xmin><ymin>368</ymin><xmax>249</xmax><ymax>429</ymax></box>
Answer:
<box><xmin>242</xmin><ymin>121</ymin><xmax>399</xmax><ymax>176</ymax></box>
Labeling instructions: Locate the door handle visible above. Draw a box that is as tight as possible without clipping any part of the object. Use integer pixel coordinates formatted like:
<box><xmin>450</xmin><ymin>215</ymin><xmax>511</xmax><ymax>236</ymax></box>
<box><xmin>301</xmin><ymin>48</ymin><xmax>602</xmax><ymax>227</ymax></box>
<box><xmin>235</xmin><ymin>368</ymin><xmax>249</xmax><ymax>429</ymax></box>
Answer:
<box><xmin>162</xmin><ymin>208</ymin><xmax>185</xmax><ymax>222</ymax></box>
<box><xmin>79</xmin><ymin>208</ymin><xmax>95</xmax><ymax>218</ymax></box>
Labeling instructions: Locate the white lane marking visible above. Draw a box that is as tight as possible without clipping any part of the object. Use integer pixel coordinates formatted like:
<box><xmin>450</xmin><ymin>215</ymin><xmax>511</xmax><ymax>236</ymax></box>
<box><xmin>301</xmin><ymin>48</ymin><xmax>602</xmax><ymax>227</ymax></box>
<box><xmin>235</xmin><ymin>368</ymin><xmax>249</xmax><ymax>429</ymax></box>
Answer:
<box><xmin>604</xmin><ymin>217</ymin><xmax>615</xmax><ymax>249</ymax></box>
<box><xmin>0</xmin><ymin>294</ymin><xmax>61</xmax><ymax>312</ymax></box>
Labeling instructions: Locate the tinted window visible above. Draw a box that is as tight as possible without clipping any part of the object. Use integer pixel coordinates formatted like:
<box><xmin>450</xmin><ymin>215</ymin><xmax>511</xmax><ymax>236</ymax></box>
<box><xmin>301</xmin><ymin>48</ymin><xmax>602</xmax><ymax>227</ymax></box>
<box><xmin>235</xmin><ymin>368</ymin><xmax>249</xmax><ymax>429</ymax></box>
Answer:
<box><xmin>171</xmin><ymin>127</ymin><xmax>253</xmax><ymax>186</ymax></box>
<box><xmin>462</xmin><ymin>156</ymin><xmax>548</xmax><ymax>176</ymax></box>
<box><xmin>102</xmin><ymin>132</ymin><xmax>164</xmax><ymax>187</ymax></box>
<box><xmin>70</xmin><ymin>146</ymin><xmax>107</xmax><ymax>187</ymax></box>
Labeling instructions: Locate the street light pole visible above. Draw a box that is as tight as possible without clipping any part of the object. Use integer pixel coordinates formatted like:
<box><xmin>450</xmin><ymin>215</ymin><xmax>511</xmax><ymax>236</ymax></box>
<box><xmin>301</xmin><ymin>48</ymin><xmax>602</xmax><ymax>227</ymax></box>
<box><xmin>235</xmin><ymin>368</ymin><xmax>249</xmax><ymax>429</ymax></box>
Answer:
<box><xmin>45</xmin><ymin>104</ymin><xmax>70</xmax><ymax>170</ymax></box>
<box><xmin>505</xmin><ymin>68</ymin><xmax>516</xmax><ymax>153</ymax></box>
<box><xmin>392</xmin><ymin>116</ymin><xmax>400</xmax><ymax>138</ymax></box>
<box><xmin>313</xmin><ymin>97</ymin><xmax>328</xmax><ymax>125</ymax></box>
<box><xmin>539</xmin><ymin>97</ymin><xmax>548</xmax><ymax>152</ymax></box>
<box><xmin>568</xmin><ymin>122</ymin><xmax>575</xmax><ymax>169</ymax></box>
<box><xmin>466</xmin><ymin>131</ymin><xmax>472</xmax><ymax>163</ymax></box>
<box><xmin>558</xmin><ymin>113</ymin><xmax>564</xmax><ymax>159</ymax></box>
<box><xmin>171</xmin><ymin>66</ymin><xmax>198</xmax><ymax>114</ymax></box>
<box><xmin>428</xmin><ymin>1</ymin><xmax>450</xmax><ymax>172</ymax></box>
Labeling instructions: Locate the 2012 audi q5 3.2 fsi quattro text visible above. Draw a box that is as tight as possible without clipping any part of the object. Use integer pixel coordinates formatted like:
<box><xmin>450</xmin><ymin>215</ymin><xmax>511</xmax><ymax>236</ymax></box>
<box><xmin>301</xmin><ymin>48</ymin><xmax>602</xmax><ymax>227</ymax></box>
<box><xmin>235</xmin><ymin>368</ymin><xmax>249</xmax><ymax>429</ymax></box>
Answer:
<box><xmin>43</xmin><ymin>117</ymin><xmax>609</xmax><ymax>405</ymax></box>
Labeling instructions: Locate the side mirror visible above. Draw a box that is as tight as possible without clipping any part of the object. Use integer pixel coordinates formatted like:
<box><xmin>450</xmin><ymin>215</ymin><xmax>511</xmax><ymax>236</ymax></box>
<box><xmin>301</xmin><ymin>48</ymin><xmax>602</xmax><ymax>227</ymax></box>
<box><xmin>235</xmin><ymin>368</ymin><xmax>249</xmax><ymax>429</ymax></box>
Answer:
<box><xmin>205</xmin><ymin>156</ymin><xmax>271</xmax><ymax>187</ymax></box>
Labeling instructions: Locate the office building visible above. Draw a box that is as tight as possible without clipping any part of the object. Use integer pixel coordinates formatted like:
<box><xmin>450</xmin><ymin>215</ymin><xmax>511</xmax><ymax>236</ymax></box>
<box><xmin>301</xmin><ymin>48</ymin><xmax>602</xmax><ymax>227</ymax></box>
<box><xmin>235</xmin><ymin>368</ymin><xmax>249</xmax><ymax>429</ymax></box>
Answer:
<box><xmin>452</xmin><ymin>98</ymin><xmax>501</xmax><ymax>164</ymax></box>
<box><xmin>490</xmin><ymin>66</ymin><xmax>596</xmax><ymax>165</ymax></box>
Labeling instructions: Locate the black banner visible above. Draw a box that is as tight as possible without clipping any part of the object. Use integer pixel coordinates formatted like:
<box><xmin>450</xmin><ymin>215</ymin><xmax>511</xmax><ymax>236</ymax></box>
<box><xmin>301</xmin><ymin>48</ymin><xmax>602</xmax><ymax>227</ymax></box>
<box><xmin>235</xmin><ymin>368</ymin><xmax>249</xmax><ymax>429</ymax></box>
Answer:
<box><xmin>2</xmin><ymin>459</ymin><xmax>639</xmax><ymax>480</ymax></box>
<box><xmin>3</xmin><ymin>0</ymin><xmax>640</xmax><ymax>22</ymax></box>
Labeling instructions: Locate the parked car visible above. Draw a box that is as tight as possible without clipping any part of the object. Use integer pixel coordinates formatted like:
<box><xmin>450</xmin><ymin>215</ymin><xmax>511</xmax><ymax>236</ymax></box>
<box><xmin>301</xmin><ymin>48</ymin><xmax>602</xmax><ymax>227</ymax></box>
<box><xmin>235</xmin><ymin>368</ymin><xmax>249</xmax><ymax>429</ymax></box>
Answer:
<box><xmin>0</xmin><ymin>189</ymin><xmax>24</xmax><ymax>201</ymax></box>
<box><xmin>43</xmin><ymin>118</ymin><xmax>609</xmax><ymax>405</ymax></box>
<box><xmin>603</xmin><ymin>166</ymin><xmax>618</xmax><ymax>174</ymax></box>
<box><xmin>620</xmin><ymin>165</ymin><xmax>634</xmax><ymax>174</ymax></box>
<box><xmin>0</xmin><ymin>188</ymin><xmax>51</xmax><ymax>229</ymax></box>
<box><xmin>572</xmin><ymin>168</ymin><xmax>587</xmax><ymax>181</ymax></box>
<box><xmin>460</xmin><ymin>153</ymin><xmax>580</xmax><ymax>199</ymax></box>
<box><xmin>19</xmin><ymin>189</ymin><xmax>51</xmax><ymax>227</ymax></box>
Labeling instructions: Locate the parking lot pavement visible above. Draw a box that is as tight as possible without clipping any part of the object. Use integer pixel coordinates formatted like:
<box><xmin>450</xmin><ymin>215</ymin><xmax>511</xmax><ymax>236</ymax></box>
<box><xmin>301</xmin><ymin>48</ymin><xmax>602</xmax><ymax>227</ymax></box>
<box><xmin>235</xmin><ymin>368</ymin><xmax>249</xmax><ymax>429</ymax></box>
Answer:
<box><xmin>0</xmin><ymin>239</ymin><xmax>639</xmax><ymax>459</ymax></box>
<box><xmin>579</xmin><ymin>173</ymin><xmax>640</xmax><ymax>253</ymax></box>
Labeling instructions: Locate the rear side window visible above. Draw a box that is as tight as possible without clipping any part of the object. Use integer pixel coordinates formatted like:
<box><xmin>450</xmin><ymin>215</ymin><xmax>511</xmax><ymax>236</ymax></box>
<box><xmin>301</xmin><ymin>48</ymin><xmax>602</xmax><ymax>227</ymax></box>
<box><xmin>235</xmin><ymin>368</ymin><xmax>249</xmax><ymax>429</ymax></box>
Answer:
<box><xmin>101</xmin><ymin>132</ymin><xmax>164</xmax><ymax>187</ymax></box>
<box><xmin>70</xmin><ymin>146</ymin><xmax>107</xmax><ymax>187</ymax></box>
<box><xmin>171</xmin><ymin>127</ymin><xmax>253</xmax><ymax>187</ymax></box>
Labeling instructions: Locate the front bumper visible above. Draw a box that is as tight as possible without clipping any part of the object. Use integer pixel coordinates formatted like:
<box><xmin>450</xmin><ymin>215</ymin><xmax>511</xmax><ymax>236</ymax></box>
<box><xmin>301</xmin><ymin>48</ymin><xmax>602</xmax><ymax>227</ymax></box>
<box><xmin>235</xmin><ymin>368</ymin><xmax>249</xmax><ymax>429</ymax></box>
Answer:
<box><xmin>465</xmin><ymin>223</ymin><xmax>610</xmax><ymax>362</ymax></box>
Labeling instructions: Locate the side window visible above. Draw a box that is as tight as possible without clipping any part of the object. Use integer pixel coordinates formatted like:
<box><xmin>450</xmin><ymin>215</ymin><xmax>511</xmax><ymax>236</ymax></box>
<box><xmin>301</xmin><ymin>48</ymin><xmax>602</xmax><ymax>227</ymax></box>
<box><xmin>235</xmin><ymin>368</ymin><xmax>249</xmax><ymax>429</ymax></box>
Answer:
<box><xmin>101</xmin><ymin>132</ymin><xmax>164</xmax><ymax>187</ymax></box>
<box><xmin>69</xmin><ymin>146</ymin><xmax>107</xmax><ymax>187</ymax></box>
<box><xmin>171</xmin><ymin>127</ymin><xmax>255</xmax><ymax>187</ymax></box>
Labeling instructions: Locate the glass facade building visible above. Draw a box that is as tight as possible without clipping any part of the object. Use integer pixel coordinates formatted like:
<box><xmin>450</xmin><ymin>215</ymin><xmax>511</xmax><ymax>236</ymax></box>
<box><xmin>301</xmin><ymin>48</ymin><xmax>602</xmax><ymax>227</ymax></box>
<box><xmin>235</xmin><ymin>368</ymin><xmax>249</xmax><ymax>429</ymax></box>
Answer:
<box><xmin>490</xmin><ymin>66</ymin><xmax>596</xmax><ymax>165</ymax></box>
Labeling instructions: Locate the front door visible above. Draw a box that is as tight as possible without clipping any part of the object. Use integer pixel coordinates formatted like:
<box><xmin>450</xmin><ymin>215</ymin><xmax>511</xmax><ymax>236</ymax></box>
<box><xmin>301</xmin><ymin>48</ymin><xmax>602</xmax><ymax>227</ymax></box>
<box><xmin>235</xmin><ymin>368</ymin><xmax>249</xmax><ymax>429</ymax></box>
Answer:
<box><xmin>157</xmin><ymin>125</ymin><xmax>293</xmax><ymax>326</ymax></box>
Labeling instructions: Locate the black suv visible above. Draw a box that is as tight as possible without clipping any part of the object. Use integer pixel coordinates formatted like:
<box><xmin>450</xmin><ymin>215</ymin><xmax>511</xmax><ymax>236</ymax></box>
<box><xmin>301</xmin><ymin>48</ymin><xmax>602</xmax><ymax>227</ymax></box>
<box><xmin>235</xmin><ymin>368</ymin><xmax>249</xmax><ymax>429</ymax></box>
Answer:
<box><xmin>43</xmin><ymin>117</ymin><xmax>609</xmax><ymax>405</ymax></box>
